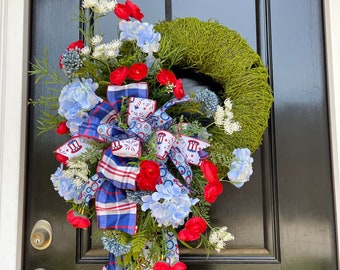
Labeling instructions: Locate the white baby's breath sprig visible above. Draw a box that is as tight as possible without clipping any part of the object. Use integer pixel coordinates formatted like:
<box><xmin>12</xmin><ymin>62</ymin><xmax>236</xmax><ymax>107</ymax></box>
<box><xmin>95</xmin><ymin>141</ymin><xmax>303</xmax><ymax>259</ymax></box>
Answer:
<box><xmin>209</xmin><ymin>226</ymin><xmax>235</xmax><ymax>252</ymax></box>
<box><xmin>92</xmin><ymin>39</ymin><xmax>121</xmax><ymax>60</ymax></box>
<box><xmin>91</xmin><ymin>35</ymin><xmax>103</xmax><ymax>46</ymax></box>
<box><xmin>81</xmin><ymin>46</ymin><xmax>91</xmax><ymax>56</ymax></box>
<box><xmin>83</xmin><ymin>0</ymin><xmax>117</xmax><ymax>14</ymax></box>
<box><xmin>214</xmin><ymin>98</ymin><xmax>241</xmax><ymax>135</ymax></box>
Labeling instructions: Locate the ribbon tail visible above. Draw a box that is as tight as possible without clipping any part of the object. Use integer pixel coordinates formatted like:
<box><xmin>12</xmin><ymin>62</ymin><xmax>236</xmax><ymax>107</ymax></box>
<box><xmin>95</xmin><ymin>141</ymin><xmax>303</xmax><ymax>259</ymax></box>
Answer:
<box><xmin>80</xmin><ymin>174</ymin><xmax>105</xmax><ymax>205</ymax></box>
<box><xmin>164</xmin><ymin>230</ymin><xmax>179</xmax><ymax>265</ymax></box>
<box><xmin>96</xmin><ymin>181</ymin><xmax>137</xmax><ymax>235</ymax></box>
<box><xmin>102</xmin><ymin>253</ymin><xmax>125</xmax><ymax>270</ymax></box>
<box><xmin>168</xmin><ymin>148</ymin><xmax>193</xmax><ymax>187</ymax></box>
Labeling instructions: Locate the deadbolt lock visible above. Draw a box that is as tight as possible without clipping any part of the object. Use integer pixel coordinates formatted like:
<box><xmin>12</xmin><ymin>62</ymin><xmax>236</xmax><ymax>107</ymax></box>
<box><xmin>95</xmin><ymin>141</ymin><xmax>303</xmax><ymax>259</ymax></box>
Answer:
<box><xmin>30</xmin><ymin>220</ymin><xmax>52</xmax><ymax>250</ymax></box>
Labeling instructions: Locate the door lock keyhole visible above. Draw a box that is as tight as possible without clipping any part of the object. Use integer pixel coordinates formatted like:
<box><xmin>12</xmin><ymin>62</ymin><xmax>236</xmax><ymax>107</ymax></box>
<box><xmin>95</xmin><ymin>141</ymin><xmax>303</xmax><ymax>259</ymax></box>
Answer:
<box><xmin>30</xmin><ymin>220</ymin><xmax>52</xmax><ymax>250</ymax></box>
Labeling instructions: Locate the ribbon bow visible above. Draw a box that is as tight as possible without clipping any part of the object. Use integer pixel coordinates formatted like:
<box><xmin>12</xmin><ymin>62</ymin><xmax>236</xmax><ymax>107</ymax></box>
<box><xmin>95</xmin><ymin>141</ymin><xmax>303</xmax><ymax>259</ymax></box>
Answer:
<box><xmin>56</xmin><ymin>82</ymin><xmax>211</xmax><ymax>269</ymax></box>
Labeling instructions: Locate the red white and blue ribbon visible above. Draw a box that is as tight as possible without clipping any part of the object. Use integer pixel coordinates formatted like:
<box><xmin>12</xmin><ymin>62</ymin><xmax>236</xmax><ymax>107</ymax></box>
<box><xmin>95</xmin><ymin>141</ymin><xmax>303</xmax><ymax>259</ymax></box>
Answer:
<box><xmin>96</xmin><ymin>180</ymin><xmax>137</xmax><ymax>235</ymax></box>
<box><xmin>97</xmin><ymin>148</ymin><xmax>139</xmax><ymax>191</ymax></box>
<box><xmin>57</xmin><ymin>82</ymin><xmax>213</xmax><ymax>269</ymax></box>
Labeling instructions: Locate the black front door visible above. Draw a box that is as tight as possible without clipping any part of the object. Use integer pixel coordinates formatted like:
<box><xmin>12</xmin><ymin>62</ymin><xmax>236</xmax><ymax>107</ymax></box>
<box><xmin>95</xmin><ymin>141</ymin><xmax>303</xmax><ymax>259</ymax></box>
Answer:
<box><xmin>25</xmin><ymin>1</ymin><xmax>337</xmax><ymax>269</ymax></box>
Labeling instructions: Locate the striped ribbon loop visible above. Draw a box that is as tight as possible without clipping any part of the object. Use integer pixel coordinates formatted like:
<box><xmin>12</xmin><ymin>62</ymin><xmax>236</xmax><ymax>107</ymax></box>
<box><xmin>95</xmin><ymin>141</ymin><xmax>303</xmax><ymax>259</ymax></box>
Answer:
<box><xmin>107</xmin><ymin>82</ymin><xmax>148</xmax><ymax>112</ymax></box>
<box><xmin>97</xmin><ymin>148</ymin><xmax>139</xmax><ymax>191</ymax></box>
<box><xmin>96</xmin><ymin>180</ymin><xmax>137</xmax><ymax>235</ymax></box>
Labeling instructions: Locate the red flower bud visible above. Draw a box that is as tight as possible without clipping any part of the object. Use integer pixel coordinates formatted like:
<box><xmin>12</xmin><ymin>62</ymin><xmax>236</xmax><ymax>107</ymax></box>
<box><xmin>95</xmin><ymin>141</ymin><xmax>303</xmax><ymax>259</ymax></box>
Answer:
<box><xmin>200</xmin><ymin>160</ymin><xmax>219</xmax><ymax>183</ymax></box>
<box><xmin>59</xmin><ymin>54</ymin><xmax>63</xmax><ymax>69</ymax></box>
<box><xmin>203</xmin><ymin>181</ymin><xmax>223</xmax><ymax>203</ymax></box>
<box><xmin>173</xmin><ymin>79</ymin><xmax>185</xmax><ymax>100</ymax></box>
<box><xmin>66</xmin><ymin>210</ymin><xmax>91</xmax><ymax>229</ymax></box>
<box><xmin>56</xmin><ymin>121</ymin><xmax>69</xmax><ymax>135</ymax></box>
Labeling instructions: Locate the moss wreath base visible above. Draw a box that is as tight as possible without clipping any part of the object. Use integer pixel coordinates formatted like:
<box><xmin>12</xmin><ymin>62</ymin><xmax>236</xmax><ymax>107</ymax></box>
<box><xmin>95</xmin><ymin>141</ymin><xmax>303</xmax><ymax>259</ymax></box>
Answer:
<box><xmin>156</xmin><ymin>18</ymin><xmax>273</xmax><ymax>175</ymax></box>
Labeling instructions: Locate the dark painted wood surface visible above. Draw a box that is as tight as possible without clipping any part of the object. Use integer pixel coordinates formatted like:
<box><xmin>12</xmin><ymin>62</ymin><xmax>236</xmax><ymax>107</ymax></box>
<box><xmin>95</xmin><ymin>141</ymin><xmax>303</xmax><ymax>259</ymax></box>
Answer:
<box><xmin>24</xmin><ymin>0</ymin><xmax>337</xmax><ymax>269</ymax></box>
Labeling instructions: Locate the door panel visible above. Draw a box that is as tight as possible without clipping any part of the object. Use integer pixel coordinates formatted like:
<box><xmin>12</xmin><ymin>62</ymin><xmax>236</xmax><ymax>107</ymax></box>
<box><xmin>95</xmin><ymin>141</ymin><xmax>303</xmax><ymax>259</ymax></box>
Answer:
<box><xmin>25</xmin><ymin>0</ymin><xmax>337</xmax><ymax>269</ymax></box>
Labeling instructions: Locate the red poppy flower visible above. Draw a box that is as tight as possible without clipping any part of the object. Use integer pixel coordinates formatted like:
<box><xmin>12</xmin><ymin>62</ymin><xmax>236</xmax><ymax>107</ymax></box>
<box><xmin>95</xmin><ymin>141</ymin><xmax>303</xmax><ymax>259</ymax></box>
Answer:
<box><xmin>110</xmin><ymin>66</ymin><xmax>129</xmax><ymax>85</ymax></box>
<box><xmin>203</xmin><ymin>181</ymin><xmax>223</xmax><ymax>203</ymax></box>
<box><xmin>178</xmin><ymin>217</ymin><xmax>207</xmax><ymax>242</ymax></box>
<box><xmin>125</xmin><ymin>0</ymin><xmax>144</xmax><ymax>21</ymax></box>
<box><xmin>56</xmin><ymin>121</ymin><xmax>69</xmax><ymax>135</ymax></box>
<box><xmin>156</xmin><ymin>69</ymin><xmax>177</xmax><ymax>86</ymax></box>
<box><xmin>173</xmin><ymin>79</ymin><xmax>185</xmax><ymax>100</ymax></box>
<box><xmin>153</xmin><ymin>261</ymin><xmax>187</xmax><ymax>270</ymax></box>
<box><xmin>153</xmin><ymin>261</ymin><xmax>170</xmax><ymax>270</ymax></box>
<box><xmin>171</xmin><ymin>261</ymin><xmax>187</xmax><ymax>270</ymax></box>
<box><xmin>200</xmin><ymin>160</ymin><xmax>219</xmax><ymax>183</ymax></box>
<box><xmin>136</xmin><ymin>160</ymin><xmax>161</xmax><ymax>191</ymax></box>
<box><xmin>184</xmin><ymin>216</ymin><xmax>207</xmax><ymax>234</ymax></box>
<box><xmin>66</xmin><ymin>210</ymin><xmax>91</xmax><ymax>229</ymax></box>
<box><xmin>67</xmin><ymin>40</ymin><xmax>84</xmax><ymax>50</ymax></box>
<box><xmin>128</xmin><ymin>62</ymin><xmax>148</xmax><ymax>81</ymax></box>
<box><xmin>114</xmin><ymin>3</ymin><xmax>131</xmax><ymax>20</ymax></box>
<box><xmin>178</xmin><ymin>229</ymin><xmax>200</xmax><ymax>242</ymax></box>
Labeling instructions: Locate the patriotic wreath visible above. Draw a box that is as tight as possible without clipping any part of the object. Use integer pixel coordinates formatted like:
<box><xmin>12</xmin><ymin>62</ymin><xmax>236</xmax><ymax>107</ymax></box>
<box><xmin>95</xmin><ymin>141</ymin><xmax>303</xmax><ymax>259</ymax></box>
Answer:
<box><xmin>30</xmin><ymin>1</ymin><xmax>273</xmax><ymax>269</ymax></box>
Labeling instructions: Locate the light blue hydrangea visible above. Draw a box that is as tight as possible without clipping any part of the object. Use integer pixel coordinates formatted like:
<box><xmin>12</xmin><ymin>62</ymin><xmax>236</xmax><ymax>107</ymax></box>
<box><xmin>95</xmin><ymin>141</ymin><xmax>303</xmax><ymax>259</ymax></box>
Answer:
<box><xmin>141</xmin><ymin>183</ymin><xmax>199</xmax><ymax>228</ymax></box>
<box><xmin>227</xmin><ymin>148</ymin><xmax>254</xmax><ymax>188</ymax></box>
<box><xmin>58</xmin><ymin>78</ymin><xmax>102</xmax><ymax>134</ymax></box>
<box><xmin>101</xmin><ymin>236</ymin><xmax>131</xmax><ymax>256</ymax></box>
<box><xmin>119</xmin><ymin>20</ymin><xmax>161</xmax><ymax>54</ymax></box>
<box><xmin>50</xmin><ymin>166</ymin><xmax>85</xmax><ymax>203</ymax></box>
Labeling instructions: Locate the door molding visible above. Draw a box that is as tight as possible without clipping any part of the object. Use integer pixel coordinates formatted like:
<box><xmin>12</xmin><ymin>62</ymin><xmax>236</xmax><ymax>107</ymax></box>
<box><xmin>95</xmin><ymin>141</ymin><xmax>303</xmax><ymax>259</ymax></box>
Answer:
<box><xmin>0</xmin><ymin>0</ymin><xmax>339</xmax><ymax>269</ymax></box>
<box><xmin>0</xmin><ymin>0</ymin><xmax>29</xmax><ymax>269</ymax></box>
<box><xmin>324</xmin><ymin>2</ymin><xmax>340</xmax><ymax>263</ymax></box>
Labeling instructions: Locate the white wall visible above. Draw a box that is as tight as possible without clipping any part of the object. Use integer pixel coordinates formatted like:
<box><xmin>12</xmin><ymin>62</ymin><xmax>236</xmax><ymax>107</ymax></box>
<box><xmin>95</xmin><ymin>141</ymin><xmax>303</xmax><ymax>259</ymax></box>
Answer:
<box><xmin>0</xmin><ymin>1</ymin><xmax>339</xmax><ymax>269</ymax></box>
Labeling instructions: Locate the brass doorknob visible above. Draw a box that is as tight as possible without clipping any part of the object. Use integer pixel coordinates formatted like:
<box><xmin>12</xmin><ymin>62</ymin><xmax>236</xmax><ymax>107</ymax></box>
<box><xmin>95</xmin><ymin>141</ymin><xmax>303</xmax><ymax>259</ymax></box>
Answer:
<box><xmin>30</xmin><ymin>220</ymin><xmax>52</xmax><ymax>250</ymax></box>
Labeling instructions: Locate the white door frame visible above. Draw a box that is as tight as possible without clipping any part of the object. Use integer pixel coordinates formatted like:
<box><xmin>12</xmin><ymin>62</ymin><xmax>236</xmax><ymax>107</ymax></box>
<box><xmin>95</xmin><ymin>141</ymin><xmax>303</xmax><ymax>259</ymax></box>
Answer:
<box><xmin>0</xmin><ymin>1</ymin><xmax>339</xmax><ymax>269</ymax></box>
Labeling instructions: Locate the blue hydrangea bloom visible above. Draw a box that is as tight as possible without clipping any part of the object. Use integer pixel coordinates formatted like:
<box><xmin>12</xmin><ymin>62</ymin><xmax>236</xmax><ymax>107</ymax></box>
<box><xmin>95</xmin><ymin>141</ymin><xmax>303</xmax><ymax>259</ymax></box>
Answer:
<box><xmin>141</xmin><ymin>183</ymin><xmax>199</xmax><ymax>228</ymax></box>
<box><xmin>119</xmin><ymin>20</ymin><xmax>161</xmax><ymax>54</ymax></box>
<box><xmin>58</xmin><ymin>78</ymin><xmax>102</xmax><ymax>134</ymax></box>
<box><xmin>119</xmin><ymin>20</ymin><xmax>140</xmax><ymax>41</ymax></box>
<box><xmin>227</xmin><ymin>148</ymin><xmax>254</xmax><ymax>188</ymax></box>
<box><xmin>50</xmin><ymin>166</ymin><xmax>85</xmax><ymax>203</ymax></box>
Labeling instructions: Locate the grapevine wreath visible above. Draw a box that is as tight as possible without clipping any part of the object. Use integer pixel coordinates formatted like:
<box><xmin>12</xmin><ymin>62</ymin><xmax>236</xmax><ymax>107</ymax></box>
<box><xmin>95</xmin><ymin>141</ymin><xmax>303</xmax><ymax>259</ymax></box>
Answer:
<box><xmin>31</xmin><ymin>0</ymin><xmax>273</xmax><ymax>269</ymax></box>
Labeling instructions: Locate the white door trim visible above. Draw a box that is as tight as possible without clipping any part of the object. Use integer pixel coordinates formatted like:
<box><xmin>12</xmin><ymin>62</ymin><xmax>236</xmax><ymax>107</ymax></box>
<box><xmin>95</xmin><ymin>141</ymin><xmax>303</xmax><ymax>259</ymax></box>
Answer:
<box><xmin>0</xmin><ymin>1</ymin><xmax>338</xmax><ymax>269</ymax></box>
<box><xmin>0</xmin><ymin>0</ymin><xmax>29</xmax><ymax>269</ymax></box>
<box><xmin>324</xmin><ymin>0</ymin><xmax>340</xmax><ymax>262</ymax></box>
